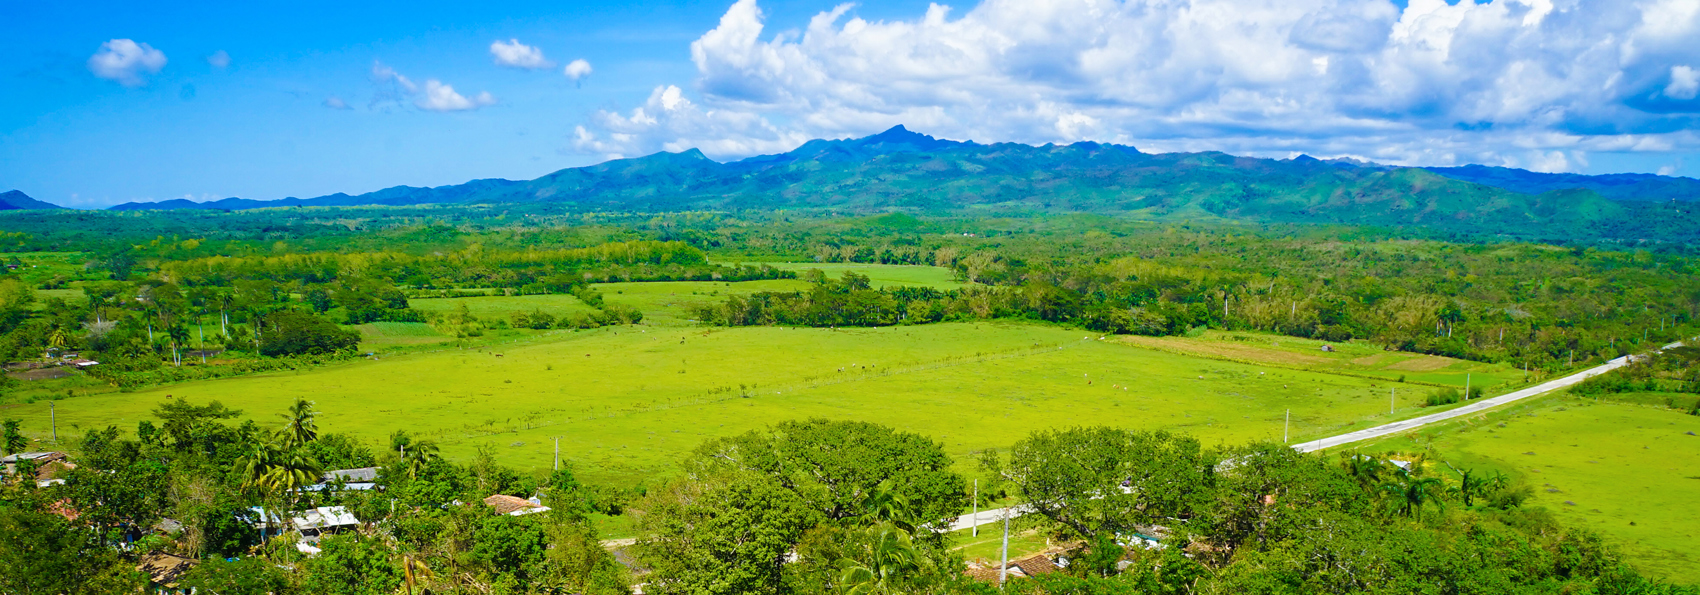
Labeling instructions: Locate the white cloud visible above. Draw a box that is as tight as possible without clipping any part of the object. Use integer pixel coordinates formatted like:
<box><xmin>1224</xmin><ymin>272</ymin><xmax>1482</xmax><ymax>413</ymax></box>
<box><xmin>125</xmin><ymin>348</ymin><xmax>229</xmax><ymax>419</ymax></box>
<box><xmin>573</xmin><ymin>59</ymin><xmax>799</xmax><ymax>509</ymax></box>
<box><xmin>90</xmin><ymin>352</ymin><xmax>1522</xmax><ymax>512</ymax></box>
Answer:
<box><xmin>572</xmin><ymin>0</ymin><xmax>1700</xmax><ymax>167</ymax></box>
<box><xmin>207</xmin><ymin>50</ymin><xmax>231</xmax><ymax>69</ymax></box>
<box><xmin>88</xmin><ymin>39</ymin><xmax>167</xmax><ymax>86</ymax></box>
<box><xmin>417</xmin><ymin>79</ymin><xmax>496</xmax><ymax>112</ymax></box>
<box><xmin>1657</xmin><ymin>164</ymin><xmax>1678</xmax><ymax>176</ymax></box>
<box><xmin>370</xmin><ymin>60</ymin><xmax>418</xmax><ymax>94</ymax></box>
<box><xmin>323</xmin><ymin>96</ymin><xmax>351</xmax><ymax>110</ymax></box>
<box><xmin>490</xmin><ymin>39</ymin><xmax>553</xmax><ymax>69</ymax></box>
<box><xmin>1667</xmin><ymin>65</ymin><xmax>1700</xmax><ymax>100</ymax></box>
<box><xmin>563</xmin><ymin>59</ymin><xmax>593</xmax><ymax>81</ymax></box>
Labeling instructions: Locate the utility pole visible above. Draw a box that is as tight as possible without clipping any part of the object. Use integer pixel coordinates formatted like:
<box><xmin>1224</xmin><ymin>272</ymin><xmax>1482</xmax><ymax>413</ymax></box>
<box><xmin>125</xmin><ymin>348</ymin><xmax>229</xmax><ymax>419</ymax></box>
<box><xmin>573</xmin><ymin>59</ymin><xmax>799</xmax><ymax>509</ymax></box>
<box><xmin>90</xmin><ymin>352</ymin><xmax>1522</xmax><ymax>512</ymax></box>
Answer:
<box><xmin>553</xmin><ymin>437</ymin><xmax>560</xmax><ymax>472</ymax></box>
<box><xmin>1391</xmin><ymin>387</ymin><xmax>1396</xmax><ymax>415</ymax></box>
<box><xmin>50</xmin><ymin>401</ymin><xmax>57</xmax><ymax>444</ymax></box>
<box><xmin>999</xmin><ymin>512</ymin><xmax>1011</xmax><ymax>588</ymax></box>
<box><xmin>972</xmin><ymin>479</ymin><xmax>979</xmax><ymax>537</ymax></box>
<box><xmin>1465</xmin><ymin>374</ymin><xmax>1472</xmax><ymax>400</ymax></box>
<box><xmin>1284</xmin><ymin>409</ymin><xmax>1290</xmax><ymax>443</ymax></box>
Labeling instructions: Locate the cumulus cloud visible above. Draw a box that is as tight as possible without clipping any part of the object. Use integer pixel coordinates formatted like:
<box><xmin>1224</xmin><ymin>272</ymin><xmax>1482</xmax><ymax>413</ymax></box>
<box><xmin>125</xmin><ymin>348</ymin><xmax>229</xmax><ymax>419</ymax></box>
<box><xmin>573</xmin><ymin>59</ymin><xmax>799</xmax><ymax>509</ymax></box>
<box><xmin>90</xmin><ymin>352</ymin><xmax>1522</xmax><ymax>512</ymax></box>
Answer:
<box><xmin>563</xmin><ymin>59</ymin><xmax>593</xmax><ymax>81</ymax></box>
<box><xmin>88</xmin><ymin>39</ymin><xmax>167</xmax><ymax>86</ymax></box>
<box><xmin>571</xmin><ymin>0</ymin><xmax>1700</xmax><ymax>167</ymax></box>
<box><xmin>369</xmin><ymin>61</ymin><xmax>495</xmax><ymax>112</ymax></box>
<box><xmin>417</xmin><ymin>79</ymin><xmax>497</xmax><ymax>112</ymax></box>
<box><xmin>1668</xmin><ymin>65</ymin><xmax>1700</xmax><ymax>100</ymax></box>
<box><xmin>323</xmin><ymin>96</ymin><xmax>351</xmax><ymax>110</ymax></box>
<box><xmin>491</xmin><ymin>39</ymin><xmax>553</xmax><ymax>69</ymax></box>
<box><xmin>207</xmin><ymin>50</ymin><xmax>231</xmax><ymax>69</ymax></box>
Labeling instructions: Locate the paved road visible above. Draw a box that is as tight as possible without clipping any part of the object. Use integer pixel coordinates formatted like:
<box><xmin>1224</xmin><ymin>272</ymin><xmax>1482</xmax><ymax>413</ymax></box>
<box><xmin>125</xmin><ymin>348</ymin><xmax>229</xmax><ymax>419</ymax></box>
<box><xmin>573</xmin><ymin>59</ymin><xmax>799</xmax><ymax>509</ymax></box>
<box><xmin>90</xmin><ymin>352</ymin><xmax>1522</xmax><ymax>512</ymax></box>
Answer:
<box><xmin>1293</xmin><ymin>341</ymin><xmax>1683</xmax><ymax>452</ymax></box>
<box><xmin>945</xmin><ymin>339</ymin><xmax>1688</xmax><ymax>532</ymax></box>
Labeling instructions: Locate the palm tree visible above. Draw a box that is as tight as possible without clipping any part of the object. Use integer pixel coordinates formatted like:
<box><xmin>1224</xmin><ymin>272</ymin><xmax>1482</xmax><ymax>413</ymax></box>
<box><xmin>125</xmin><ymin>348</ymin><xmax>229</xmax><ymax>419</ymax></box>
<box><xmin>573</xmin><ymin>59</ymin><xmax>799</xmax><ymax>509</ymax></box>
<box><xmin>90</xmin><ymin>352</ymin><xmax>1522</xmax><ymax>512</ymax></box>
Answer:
<box><xmin>44</xmin><ymin>327</ymin><xmax>67</xmax><ymax>359</ymax></box>
<box><xmin>402</xmin><ymin>440</ymin><xmax>440</xmax><ymax>480</ymax></box>
<box><xmin>167</xmin><ymin>324</ymin><xmax>190</xmax><ymax>367</ymax></box>
<box><xmin>837</xmin><ymin>523</ymin><xmax>932</xmax><ymax>595</ymax></box>
<box><xmin>1381</xmin><ymin>477</ymin><xmax>1446</xmax><ymax>521</ymax></box>
<box><xmin>278</xmin><ymin>398</ymin><xmax>319</xmax><ymax>447</ymax></box>
<box><xmin>240</xmin><ymin>439</ymin><xmax>324</xmax><ymax>507</ymax></box>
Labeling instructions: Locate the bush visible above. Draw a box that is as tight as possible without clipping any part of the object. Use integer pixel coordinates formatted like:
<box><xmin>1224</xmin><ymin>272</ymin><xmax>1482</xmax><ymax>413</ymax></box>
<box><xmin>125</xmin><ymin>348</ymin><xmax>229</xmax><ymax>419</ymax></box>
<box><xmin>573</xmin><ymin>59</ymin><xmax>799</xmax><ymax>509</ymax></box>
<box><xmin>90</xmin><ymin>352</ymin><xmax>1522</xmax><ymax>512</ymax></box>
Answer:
<box><xmin>259</xmin><ymin>310</ymin><xmax>360</xmax><ymax>357</ymax></box>
<box><xmin>1426</xmin><ymin>388</ymin><xmax>1461</xmax><ymax>407</ymax></box>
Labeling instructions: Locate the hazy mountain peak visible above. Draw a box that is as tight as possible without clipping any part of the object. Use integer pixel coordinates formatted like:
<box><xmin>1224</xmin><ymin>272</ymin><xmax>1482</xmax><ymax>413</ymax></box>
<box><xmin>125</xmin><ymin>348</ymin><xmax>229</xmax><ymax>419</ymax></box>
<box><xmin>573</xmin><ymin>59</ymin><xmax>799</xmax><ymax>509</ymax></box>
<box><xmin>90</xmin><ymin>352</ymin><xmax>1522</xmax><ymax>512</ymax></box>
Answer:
<box><xmin>0</xmin><ymin>190</ymin><xmax>65</xmax><ymax>210</ymax></box>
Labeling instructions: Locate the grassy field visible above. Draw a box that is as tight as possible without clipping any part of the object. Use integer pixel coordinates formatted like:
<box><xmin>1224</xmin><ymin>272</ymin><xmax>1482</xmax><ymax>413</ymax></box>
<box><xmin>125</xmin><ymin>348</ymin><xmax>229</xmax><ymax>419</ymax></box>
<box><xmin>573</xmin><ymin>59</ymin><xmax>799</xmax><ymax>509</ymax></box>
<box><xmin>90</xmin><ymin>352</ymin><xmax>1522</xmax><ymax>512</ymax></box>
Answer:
<box><xmin>593</xmin><ymin>279</ymin><xmax>811</xmax><ymax>326</ymax></box>
<box><xmin>409</xmin><ymin>293</ymin><xmax>601</xmax><ymax>321</ymax></box>
<box><xmin>0</xmin><ymin>322</ymin><xmax>1507</xmax><ymax>489</ymax></box>
<box><xmin>1356</xmin><ymin>393</ymin><xmax>1700</xmax><ymax>583</ymax></box>
<box><xmin>1119</xmin><ymin>330</ymin><xmax>1530</xmax><ymax>390</ymax></box>
<box><xmin>721</xmin><ymin>262</ymin><xmax>967</xmax><ymax>290</ymax></box>
<box><xmin>352</xmin><ymin>322</ymin><xmax>453</xmax><ymax>349</ymax></box>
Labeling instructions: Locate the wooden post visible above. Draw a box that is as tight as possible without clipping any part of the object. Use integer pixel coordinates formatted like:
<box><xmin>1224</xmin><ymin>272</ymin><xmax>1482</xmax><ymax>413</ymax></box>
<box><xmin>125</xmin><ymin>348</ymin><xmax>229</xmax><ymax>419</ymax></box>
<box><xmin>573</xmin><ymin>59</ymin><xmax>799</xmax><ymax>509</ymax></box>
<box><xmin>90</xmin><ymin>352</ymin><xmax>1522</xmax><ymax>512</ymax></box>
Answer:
<box><xmin>553</xmin><ymin>437</ymin><xmax>560</xmax><ymax>472</ymax></box>
<box><xmin>1391</xmin><ymin>387</ymin><xmax>1396</xmax><ymax>415</ymax></box>
<box><xmin>972</xmin><ymin>479</ymin><xmax>979</xmax><ymax>537</ymax></box>
<box><xmin>50</xmin><ymin>402</ymin><xmax>57</xmax><ymax>444</ymax></box>
<box><xmin>1465</xmin><ymin>374</ymin><xmax>1471</xmax><ymax>400</ymax></box>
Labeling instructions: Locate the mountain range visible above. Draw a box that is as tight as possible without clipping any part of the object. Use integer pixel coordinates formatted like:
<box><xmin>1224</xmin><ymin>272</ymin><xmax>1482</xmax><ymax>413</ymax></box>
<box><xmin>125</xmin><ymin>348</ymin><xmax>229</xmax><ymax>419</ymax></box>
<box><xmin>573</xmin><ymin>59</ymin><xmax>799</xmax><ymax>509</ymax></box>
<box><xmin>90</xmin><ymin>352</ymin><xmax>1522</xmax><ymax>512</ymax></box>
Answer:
<box><xmin>5</xmin><ymin>126</ymin><xmax>1696</xmax><ymax>241</ymax></box>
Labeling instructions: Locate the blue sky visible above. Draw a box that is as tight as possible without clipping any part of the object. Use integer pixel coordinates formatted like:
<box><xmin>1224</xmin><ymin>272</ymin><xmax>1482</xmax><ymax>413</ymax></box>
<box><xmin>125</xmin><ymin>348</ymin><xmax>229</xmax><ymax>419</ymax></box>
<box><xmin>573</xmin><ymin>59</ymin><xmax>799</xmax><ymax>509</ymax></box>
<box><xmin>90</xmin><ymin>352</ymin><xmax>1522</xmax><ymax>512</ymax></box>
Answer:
<box><xmin>2</xmin><ymin>0</ymin><xmax>1697</xmax><ymax>208</ymax></box>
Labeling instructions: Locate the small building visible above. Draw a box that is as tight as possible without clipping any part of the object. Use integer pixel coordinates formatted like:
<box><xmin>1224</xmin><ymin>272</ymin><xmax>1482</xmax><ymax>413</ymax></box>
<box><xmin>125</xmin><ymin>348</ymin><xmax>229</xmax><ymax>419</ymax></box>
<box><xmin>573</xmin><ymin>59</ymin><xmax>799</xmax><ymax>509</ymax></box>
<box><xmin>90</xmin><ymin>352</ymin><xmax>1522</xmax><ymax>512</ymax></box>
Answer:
<box><xmin>291</xmin><ymin>506</ymin><xmax>360</xmax><ymax>538</ymax></box>
<box><xmin>305</xmin><ymin>466</ymin><xmax>381</xmax><ymax>492</ymax></box>
<box><xmin>483</xmin><ymin>494</ymin><xmax>551</xmax><ymax>516</ymax></box>
<box><xmin>2</xmin><ymin>451</ymin><xmax>70</xmax><ymax>478</ymax></box>
<box><xmin>137</xmin><ymin>553</ymin><xmax>197</xmax><ymax>594</ymax></box>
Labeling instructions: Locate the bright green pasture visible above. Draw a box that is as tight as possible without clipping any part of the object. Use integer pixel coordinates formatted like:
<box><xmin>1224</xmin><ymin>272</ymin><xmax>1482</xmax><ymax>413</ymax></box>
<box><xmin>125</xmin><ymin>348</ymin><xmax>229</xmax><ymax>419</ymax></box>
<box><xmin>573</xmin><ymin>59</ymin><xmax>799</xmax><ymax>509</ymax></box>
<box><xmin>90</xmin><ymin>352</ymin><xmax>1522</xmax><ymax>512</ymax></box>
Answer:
<box><xmin>1121</xmin><ymin>329</ymin><xmax>1527</xmax><ymax>390</ymax></box>
<box><xmin>352</xmin><ymin>322</ymin><xmax>452</xmax><ymax>349</ymax></box>
<box><xmin>409</xmin><ymin>294</ymin><xmax>600</xmax><ymax>321</ymax></box>
<box><xmin>1</xmin><ymin>322</ymin><xmax>1444</xmax><ymax>488</ymax></box>
<box><xmin>719</xmin><ymin>261</ymin><xmax>967</xmax><ymax>290</ymax></box>
<box><xmin>1358</xmin><ymin>394</ymin><xmax>1700</xmax><ymax>583</ymax></box>
<box><xmin>594</xmin><ymin>279</ymin><xmax>810</xmax><ymax>325</ymax></box>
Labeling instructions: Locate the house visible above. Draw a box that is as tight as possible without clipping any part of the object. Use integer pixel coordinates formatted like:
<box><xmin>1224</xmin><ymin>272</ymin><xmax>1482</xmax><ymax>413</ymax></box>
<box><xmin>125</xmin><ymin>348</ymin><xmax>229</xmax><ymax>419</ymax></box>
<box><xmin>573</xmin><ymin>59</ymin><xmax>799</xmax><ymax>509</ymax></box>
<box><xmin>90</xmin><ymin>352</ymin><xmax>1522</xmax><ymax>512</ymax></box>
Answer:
<box><xmin>290</xmin><ymin>506</ymin><xmax>360</xmax><ymax>537</ymax></box>
<box><xmin>482</xmin><ymin>494</ymin><xmax>551</xmax><ymax>516</ymax></box>
<box><xmin>305</xmin><ymin>466</ymin><xmax>381</xmax><ymax>492</ymax></box>
<box><xmin>137</xmin><ymin>553</ymin><xmax>197</xmax><ymax>594</ymax></box>
<box><xmin>248</xmin><ymin>505</ymin><xmax>360</xmax><ymax>541</ymax></box>
<box><xmin>962</xmin><ymin>554</ymin><xmax>1061</xmax><ymax>583</ymax></box>
<box><xmin>3</xmin><ymin>451</ymin><xmax>73</xmax><ymax>485</ymax></box>
<box><xmin>1008</xmin><ymin>554</ymin><xmax>1060</xmax><ymax>577</ymax></box>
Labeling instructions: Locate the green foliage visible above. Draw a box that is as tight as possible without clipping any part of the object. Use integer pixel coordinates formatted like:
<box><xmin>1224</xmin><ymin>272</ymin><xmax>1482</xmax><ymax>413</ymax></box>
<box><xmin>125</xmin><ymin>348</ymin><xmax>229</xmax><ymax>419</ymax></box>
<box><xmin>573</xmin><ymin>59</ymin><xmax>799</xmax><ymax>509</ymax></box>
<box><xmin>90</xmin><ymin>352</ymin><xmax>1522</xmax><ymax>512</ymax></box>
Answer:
<box><xmin>178</xmin><ymin>556</ymin><xmax>296</xmax><ymax>595</ymax></box>
<box><xmin>0</xmin><ymin>506</ymin><xmax>142</xmax><ymax>595</ymax></box>
<box><xmin>985</xmin><ymin>427</ymin><xmax>1211</xmax><ymax>541</ymax></box>
<box><xmin>636</xmin><ymin>472</ymin><xmax>817</xmax><ymax>595</ymax></box>
<box><xmin>258</xmin><ymin>309</ymin><xmax>359</xmax><ymax>357</ymax></box>
<box><xmin>689</xmin><ymin>419</ymin><xmax>969</xmax><ymax>534</ymax></box>
<box><xmin>299</xmin><ymin>534</ymin><xmax>403</xmax><ymax>595</ymax></box>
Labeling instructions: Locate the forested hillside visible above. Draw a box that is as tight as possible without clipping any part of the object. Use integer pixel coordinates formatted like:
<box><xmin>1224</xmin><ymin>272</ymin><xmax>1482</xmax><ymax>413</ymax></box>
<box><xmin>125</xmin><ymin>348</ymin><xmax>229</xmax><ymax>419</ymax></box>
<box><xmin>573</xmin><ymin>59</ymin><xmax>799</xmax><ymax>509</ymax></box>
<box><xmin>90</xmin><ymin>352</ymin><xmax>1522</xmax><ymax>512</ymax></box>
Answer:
<box><xmin>96</xmin><ymin>127</ymin><xmax>1700</xmax><ymax>246</ymax></box>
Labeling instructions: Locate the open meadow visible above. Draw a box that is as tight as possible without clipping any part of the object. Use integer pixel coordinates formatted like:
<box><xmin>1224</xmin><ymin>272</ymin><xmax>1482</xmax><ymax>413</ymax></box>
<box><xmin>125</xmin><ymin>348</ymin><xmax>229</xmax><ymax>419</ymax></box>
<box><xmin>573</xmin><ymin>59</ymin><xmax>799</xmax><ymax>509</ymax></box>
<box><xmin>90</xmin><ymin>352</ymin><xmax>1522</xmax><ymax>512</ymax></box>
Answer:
<box><xmin>1358</xmin><ymin>393</ymin><xmax>1700</xmax><ymax>583</ymax></box>
<box><xmin>3</xmin><ymin>321</ymin><xmax>1517</xmax><ymax>488</ymax></box>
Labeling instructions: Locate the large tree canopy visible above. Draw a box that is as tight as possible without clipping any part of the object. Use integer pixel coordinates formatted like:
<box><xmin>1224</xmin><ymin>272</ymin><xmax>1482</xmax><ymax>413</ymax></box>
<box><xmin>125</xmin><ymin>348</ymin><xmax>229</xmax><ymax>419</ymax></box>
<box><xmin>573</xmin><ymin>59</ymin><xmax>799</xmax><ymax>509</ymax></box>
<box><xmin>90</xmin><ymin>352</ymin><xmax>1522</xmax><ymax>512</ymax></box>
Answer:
<box><xmin>686</xmin><ymin>418</ymin><xmax>969</xmax><ymax>530</ymax></box>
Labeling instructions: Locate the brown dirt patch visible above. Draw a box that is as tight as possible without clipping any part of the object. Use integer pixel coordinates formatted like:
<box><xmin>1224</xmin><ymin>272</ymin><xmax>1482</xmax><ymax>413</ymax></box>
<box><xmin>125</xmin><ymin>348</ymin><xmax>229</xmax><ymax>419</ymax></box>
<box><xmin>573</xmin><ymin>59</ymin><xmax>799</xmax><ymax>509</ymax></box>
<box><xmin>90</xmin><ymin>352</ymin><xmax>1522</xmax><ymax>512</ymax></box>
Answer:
<box><xmin>1353</xmin><ymin>354</ymin><xmax>1390</xmax><ymax>366</ymax></box>
<box><xmin>1384</xmin><ymin>356</ymin><xmax>1457</xmax><ymax>372</ymax></box>
<box><xmin>1117</xmin><ymin>336</ymin><xmax>1332</xmax><ymax>366</ymax></box>
<box><xmin>8</xmin><ymin>367</ymin><xmax>73</xmax><ymax>380</ymax></box>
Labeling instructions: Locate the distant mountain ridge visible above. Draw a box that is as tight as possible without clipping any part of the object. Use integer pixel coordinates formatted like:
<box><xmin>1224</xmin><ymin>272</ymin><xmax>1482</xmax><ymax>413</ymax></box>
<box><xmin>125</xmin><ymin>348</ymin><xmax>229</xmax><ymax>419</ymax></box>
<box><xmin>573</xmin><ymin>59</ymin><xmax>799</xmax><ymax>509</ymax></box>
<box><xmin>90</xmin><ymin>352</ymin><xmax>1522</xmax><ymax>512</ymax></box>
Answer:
<box><xmin>1422</xmin><ymin>164</ymin><xmax>1700</xmax><ymax>203</ymax></box>
<box><xmin>0</xmin><ymin>190</ymin><xmax>63</xmax><ymax>210</ymax></box>
<box><xmin>44</xmin><ymin>126</ymin><xmax>1700</xmax><ymax>241</ymax></box>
